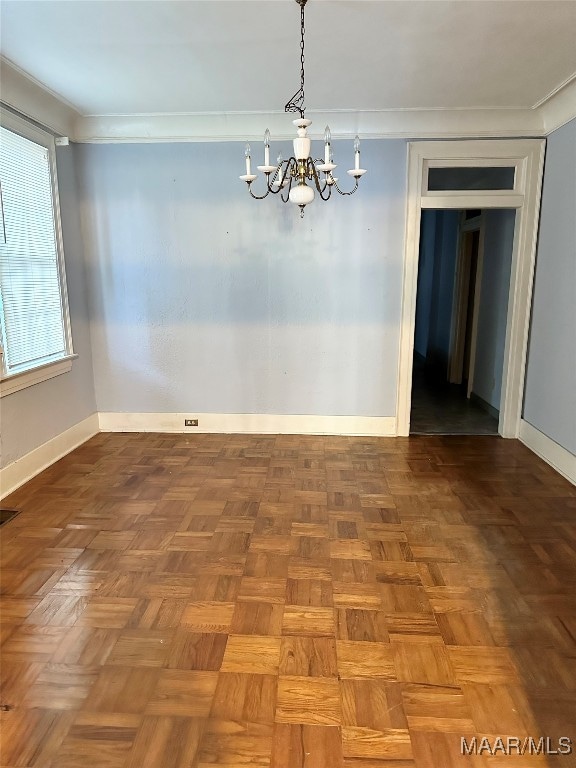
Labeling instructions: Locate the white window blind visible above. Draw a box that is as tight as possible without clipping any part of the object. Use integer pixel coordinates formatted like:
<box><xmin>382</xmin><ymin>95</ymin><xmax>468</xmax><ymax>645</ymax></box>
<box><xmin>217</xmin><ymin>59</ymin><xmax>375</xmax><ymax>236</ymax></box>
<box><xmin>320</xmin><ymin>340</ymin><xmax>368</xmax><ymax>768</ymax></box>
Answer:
<box><xmin>0</xmin><ymin>124</ymin><xmax>69</xmax><ymax>377</ymax></box>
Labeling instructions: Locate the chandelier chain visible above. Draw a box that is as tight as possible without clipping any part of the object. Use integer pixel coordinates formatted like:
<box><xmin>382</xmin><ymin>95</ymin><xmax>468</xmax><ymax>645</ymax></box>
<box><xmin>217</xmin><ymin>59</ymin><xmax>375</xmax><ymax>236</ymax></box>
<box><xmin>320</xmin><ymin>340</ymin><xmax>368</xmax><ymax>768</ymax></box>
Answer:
<box><xmin>285</xmin><ymin>1</ymin><xmax>306</xmax><ymax>118</ymax></box>
<box><xmin>300</xmin><ymin>2</ymin><xmax>305</xmax><ymax>109</ymax></box>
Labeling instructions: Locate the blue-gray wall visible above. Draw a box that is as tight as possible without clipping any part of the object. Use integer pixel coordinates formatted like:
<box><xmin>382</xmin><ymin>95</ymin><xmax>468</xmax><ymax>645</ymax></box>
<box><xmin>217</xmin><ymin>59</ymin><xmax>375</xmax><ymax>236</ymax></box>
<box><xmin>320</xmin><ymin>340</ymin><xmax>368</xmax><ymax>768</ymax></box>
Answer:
<box><xmin>77</xmin><ymin>140</ymin><xmax>406</xmax><ymax>417</ymax></box>
<box><xmin>0</xmin><ymin>146</ymin><xmax>97</xmax><ymax>469</ymax></box>
<box><xmin>414</xmin><ymin>209</ymin><xmax>459</xmax><ymax>370</ymax></box>
<box><xmin>414</xmin><ymin>210</ymin><xmax>436</xmax><ymax>358</ymax></box>
<box><xmin>429</xmin><ymin>210</ymin><xmax>459</xmax><ymax>371</ymax></box>
<box><xmin>523</xmin><ymin>119</ymin><xmax>576</xmax><ymax>455</ymax></box>
<box><xmin>473</xmin><ymin>209</ymin><xmax>515</xmax><ymax>410</ymax></box>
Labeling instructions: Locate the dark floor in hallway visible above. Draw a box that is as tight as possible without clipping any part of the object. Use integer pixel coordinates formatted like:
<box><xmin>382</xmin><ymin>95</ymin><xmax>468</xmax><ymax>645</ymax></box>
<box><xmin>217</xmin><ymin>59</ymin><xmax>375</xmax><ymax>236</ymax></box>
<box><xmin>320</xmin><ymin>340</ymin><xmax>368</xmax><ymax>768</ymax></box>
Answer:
<box><xmin>410</xmin><ymin>358</ymin><xmax>498</xmax><ymax>435</ymax></box>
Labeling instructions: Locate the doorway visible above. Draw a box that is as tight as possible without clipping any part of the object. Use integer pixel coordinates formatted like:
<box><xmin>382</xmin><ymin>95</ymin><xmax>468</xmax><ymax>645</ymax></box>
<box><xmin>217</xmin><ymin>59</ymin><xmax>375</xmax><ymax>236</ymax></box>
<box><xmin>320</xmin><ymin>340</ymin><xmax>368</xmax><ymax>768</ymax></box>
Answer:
<box><xmin>397</xmin><ymin>139</ymin><xmax>545</xmax><ymax>437</ymax></box>
<box><xmin>410</xmin><ymin>209</ymin><xmax>515</xmax><ymax>434</ymax></box>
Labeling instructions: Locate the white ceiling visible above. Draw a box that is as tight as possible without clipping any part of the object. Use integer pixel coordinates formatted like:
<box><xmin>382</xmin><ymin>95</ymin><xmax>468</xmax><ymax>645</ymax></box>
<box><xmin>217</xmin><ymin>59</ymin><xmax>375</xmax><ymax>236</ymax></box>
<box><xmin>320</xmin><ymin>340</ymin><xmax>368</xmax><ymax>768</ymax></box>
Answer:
<box><xmin>1</xmin><ymin>0</ymin><xmax>576</xmax><ymax>118</ymax></box>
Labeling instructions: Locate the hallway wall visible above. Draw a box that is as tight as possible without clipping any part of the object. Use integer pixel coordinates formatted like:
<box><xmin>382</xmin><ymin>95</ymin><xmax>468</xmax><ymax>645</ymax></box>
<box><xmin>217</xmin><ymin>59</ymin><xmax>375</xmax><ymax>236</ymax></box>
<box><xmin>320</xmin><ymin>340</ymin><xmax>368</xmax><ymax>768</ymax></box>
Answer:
<box><xmin>473</xmin><ymin>209</ymin><xmax>515</xmax><ymax>411</ymax></box>
<box><xmin>523</xmin><ymin>117</ymin><xmax>576</xmax><ymax>455</ymax></box>
<box><xmin>413</xmin><ymin>209</ymin><xmax>459</xmax><ymax>372</ymax></box>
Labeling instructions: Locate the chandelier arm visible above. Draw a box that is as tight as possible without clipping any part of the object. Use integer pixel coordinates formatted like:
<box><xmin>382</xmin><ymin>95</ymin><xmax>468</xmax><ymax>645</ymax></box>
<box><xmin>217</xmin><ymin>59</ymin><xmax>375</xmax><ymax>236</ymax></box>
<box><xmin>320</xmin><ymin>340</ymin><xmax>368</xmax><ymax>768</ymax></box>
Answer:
<box><xmin>248</xmin><ymin>183</ymin><xmax>273</xmax><ymax>201</ymax></box>
<box><xmin>266</xmin><ymin>159</ymin><xmax>294</xmax><ymax>195</ymax></box>
<box><xmin>313</xmin><ymin>158</ymin><xmax>331</xmax><ymax>193</ymax></box>
<box><xmin>316</xmin><ymin>164</ymin><xmax>334</xmax><ymax>199</ymax></box>
<box><xmin>309</xmin><ymin>161</ymin><xmax>332</xmax><ymax>200</ymax></box>
<box><xmin>267</xmin><ymin>183</ymin><xmax>284</xmax><ymax>196</ymax></box>
<box><xmin>267</xmin><ymin>169</ymin><xmax>280</xmax><ymax>194</ymax></box>
<box><xmin>313</xmin><ymin>159</ymin><xmax>332</xmax><ymax>193</ymax></box>
<box><xmin>281</xmin><ymin>173</ymin><xmax>294</xmax><ymax>203</ymax></box>
<box><xmin>333</xmin><ymin>177</ymin><xmax>360</xmax><ymax>196</ymax></box>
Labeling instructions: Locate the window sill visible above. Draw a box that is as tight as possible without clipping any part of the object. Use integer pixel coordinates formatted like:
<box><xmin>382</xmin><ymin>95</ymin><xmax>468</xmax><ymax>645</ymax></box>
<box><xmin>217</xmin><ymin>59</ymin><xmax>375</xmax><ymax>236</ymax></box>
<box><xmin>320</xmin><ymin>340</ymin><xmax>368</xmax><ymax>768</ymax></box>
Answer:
<box><xmin>0</xmin><ymin>355</ymin><xmax>77</xmax><ymax>398</ymax></box>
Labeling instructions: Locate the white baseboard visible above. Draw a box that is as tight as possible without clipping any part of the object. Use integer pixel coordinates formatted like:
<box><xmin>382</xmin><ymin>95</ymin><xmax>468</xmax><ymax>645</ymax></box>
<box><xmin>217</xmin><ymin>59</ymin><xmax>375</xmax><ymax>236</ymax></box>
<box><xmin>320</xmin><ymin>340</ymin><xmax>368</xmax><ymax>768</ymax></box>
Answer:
<box><xmin>0</xmin><ymin>413</ymin><xmax>100</xmax><ymax>499</ymax></box>
<box><xmin>519</xmin><ymin>419</ymin><xmax>576</xmax><ymax>486</ymax></box>
<box><xmin>2</xmin><ymin>413</ymin><xmax>572</xmax><ymax>498</ymax></box>
<box><xmin>98</xmin><ymin>411</ymin><xmax>397</xmax><ymax>437</ymax></box>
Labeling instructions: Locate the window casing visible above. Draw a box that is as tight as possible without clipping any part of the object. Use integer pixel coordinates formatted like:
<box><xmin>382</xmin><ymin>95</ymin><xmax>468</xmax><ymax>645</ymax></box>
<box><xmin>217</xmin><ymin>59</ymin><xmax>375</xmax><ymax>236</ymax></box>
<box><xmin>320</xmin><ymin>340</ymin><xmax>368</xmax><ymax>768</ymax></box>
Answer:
<box><xmin>0</xmin><ymin>111</ymin><xmax>74</xmax><ymax>396</ymax></box>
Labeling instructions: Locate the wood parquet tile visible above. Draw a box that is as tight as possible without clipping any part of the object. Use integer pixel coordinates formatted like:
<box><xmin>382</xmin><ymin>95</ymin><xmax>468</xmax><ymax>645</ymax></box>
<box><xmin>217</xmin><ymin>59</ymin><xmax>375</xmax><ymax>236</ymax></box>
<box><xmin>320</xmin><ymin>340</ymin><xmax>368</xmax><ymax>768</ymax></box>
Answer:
<box><xmin>1</xmin><ymin>432</ymin><xmax>576</xmax><ymax>766</ymax></box>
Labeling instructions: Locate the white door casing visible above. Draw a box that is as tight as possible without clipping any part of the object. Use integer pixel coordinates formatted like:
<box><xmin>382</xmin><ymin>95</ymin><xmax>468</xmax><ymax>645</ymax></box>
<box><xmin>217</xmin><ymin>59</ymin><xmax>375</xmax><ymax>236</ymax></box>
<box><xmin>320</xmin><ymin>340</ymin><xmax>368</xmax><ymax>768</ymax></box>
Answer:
<box><xmin>397</xmin><ymin>139</ymin><xmax>545</xmax><ymax>437</ymax></box>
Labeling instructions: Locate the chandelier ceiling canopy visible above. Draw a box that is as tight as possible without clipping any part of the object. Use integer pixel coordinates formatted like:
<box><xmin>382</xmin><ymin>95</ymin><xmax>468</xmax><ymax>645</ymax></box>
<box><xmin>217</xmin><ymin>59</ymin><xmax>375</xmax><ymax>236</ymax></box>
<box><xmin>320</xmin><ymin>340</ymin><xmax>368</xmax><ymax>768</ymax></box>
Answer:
<box><xmin>239</xmin><ymin>0</ymin><xmax>367</xmax><ymax>217</ymax></box>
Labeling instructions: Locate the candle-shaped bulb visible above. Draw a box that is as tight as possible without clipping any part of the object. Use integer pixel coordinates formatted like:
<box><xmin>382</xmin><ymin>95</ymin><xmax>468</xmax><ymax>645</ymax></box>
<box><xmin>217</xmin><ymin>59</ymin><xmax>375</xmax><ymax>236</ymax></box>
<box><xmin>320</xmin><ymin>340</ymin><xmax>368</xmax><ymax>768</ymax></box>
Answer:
<box><xmin>354</xmin><ymin>136</ymin><xmax>360</xmax><ymax>170</ymax></box>
<box><xmin>245</xmin><ymin>143</ymin><xmax>251</xmax><ymax>175</ymax></box>
<box><xmin>277</xmin><ymin>152</ymin><xmax>283</xmax><ymax>164</ymax></box>
<box><xmin>263</xmin><ymin>129</ymin><xmax>271</xmax><ymax>166</ymax></box>
<box><xmin>354</xmin><ymin>135</ymin><xmax>360</xmax><ymax>153</ymax></box>
<box><xmin>324</xmin><ymin>125</ymin><xmax>331</xmax><ymax>164</ymax></box>
<box><xmin>264</xmin><ymin>129</ymin><xmax>271</xmax><ymax>148</ymax></box>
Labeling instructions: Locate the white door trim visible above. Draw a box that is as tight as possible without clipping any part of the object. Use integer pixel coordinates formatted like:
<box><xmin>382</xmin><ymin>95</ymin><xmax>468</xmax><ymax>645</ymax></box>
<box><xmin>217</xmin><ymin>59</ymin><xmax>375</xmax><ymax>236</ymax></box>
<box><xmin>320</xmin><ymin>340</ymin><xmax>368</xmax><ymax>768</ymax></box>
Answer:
<box><xmin>397</xmin><ymin>139</ymin><xmax>545</xmax><ymax>437</ymax></box>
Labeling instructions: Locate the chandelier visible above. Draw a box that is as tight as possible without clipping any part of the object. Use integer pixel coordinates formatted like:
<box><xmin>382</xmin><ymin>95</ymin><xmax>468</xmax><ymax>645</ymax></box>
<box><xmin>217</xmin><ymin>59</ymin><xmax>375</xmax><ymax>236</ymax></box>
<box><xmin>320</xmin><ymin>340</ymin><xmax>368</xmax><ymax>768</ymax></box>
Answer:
<box><xmin>239</xmin><ymin>0</ymin><xmax>366</xmax><ymax>217</ymax></box>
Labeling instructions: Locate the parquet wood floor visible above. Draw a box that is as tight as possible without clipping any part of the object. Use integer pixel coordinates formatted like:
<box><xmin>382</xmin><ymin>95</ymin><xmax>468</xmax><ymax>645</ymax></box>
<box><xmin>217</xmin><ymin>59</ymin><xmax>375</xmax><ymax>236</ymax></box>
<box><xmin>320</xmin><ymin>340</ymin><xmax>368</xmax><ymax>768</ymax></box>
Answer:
<box><xmin>1</xmin><ymin>433</ymin><xmax>576</xmax><ymax>767</ymax></box>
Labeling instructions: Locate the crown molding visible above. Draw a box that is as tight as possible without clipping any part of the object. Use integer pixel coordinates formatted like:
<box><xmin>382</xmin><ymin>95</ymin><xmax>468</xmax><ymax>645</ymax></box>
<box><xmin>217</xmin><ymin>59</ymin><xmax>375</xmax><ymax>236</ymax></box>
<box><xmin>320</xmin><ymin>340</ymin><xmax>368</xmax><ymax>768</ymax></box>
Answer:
<box><xmin>0</xmin><ymin>58</ymin><xmax>79</xmax><ymax>136</ymax></box>
<box><xmin>4</xmin><ymin>53</ymin><xmax>574</xmax><ymax>142</ymax></box>
<box><xmin>73</xmin><ymin>107</ymin><xmax>545</xmax><ymax>143</ymax></box>
<box><xmin>537</xmin><ymin>75</ymin><xmax>576</xmax><ymax>135</ymax></box>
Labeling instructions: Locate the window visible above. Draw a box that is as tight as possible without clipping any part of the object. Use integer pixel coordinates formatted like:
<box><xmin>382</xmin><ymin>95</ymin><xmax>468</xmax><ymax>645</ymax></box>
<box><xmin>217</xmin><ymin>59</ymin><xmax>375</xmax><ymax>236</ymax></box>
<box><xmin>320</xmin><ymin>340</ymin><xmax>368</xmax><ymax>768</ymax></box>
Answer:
<box><xmin>0</xmin><ymin>113</ymin><xmax>73</xmax><ymax>396</ymax></box>
<box><xmin>427</xmin><ymin>166</ymin><xmax>516</xmax><ymax>191</ymax></box>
